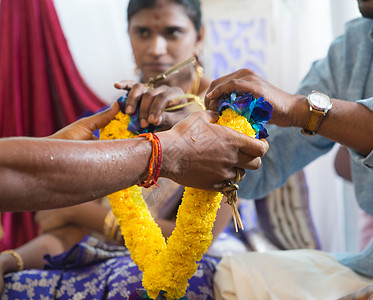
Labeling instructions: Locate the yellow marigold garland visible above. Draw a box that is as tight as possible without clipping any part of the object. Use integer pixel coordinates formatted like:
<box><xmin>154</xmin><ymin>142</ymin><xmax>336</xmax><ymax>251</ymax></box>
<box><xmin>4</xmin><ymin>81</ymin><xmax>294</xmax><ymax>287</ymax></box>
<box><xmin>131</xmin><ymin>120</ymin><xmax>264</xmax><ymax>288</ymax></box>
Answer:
<box><xmin>100</xmin><ymin>108</ymin><xmax>256</xmax><ymax>300</ymax></box>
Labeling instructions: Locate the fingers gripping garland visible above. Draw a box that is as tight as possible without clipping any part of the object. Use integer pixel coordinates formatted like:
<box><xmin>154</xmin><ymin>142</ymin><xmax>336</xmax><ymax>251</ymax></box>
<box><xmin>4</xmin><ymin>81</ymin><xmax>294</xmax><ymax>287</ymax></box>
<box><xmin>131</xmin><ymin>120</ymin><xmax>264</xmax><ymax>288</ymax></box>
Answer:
<box><xmin>100</xmin><ymin>92</ymin><xmax>272</xmax><ymax>300</ymax></box>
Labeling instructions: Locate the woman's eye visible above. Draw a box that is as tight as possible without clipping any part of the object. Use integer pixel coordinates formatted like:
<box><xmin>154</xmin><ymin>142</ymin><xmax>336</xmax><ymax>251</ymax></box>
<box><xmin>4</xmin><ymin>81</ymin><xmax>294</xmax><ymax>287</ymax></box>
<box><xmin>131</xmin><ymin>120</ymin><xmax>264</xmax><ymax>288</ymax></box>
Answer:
<box><xmin>137</xmin><ymin>28</ymin><xmax>150</xmax><ymax>38</ymax></box>
<box><xmin>165</xmin><ymin>28</ymin><xmax>183</xmax><ymax>39</ymax></box>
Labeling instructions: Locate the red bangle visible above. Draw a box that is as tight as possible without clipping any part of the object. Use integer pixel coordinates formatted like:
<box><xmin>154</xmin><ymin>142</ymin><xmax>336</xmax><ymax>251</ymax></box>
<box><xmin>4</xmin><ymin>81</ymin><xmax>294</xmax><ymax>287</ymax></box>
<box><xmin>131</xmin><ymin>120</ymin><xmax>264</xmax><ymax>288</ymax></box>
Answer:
<box><xmin>151</xmin><ymin>133</ymin><xmax>162</xmax><ymax>187</ymax></box>
<box><xmin>138</xmin><ymin>133</ymin><xmax>162</xmax><ymax>188</ymax></box>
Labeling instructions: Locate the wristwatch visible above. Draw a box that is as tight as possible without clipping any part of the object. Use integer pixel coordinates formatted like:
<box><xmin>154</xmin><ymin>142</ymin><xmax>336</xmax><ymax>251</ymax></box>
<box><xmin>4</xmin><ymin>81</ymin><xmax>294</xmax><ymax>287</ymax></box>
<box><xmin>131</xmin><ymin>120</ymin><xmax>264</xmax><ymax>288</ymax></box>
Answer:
<box><xmin>301</xmin><ymin>90</ymin><xmax>332</xmax><ymax>136</ymax></box>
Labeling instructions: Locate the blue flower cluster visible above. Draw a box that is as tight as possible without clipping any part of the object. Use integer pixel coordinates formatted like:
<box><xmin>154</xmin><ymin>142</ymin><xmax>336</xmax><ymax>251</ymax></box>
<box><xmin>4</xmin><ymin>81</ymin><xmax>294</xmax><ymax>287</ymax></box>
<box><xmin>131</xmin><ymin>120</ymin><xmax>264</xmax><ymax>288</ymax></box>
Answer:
<box><xmin>217</xmin><ymin>92</ymin><xmax>273</xmax><ymax>139</ymax></box>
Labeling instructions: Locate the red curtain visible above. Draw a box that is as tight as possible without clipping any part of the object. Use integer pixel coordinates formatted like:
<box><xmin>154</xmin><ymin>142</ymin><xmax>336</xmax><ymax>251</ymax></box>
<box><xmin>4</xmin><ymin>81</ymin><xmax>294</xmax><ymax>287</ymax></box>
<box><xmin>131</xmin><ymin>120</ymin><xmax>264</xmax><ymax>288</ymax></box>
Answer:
<box><xmin>0</xmin><ymin>0</ymin><xmax>106</xmax><ymax>250</ymax></box>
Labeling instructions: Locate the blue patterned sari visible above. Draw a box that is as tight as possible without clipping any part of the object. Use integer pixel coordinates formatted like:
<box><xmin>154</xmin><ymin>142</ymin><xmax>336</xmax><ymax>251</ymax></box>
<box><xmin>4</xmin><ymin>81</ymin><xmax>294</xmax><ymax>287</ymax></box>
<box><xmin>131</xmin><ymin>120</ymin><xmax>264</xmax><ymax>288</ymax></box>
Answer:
<box><xmin>1</xmin><ymin>236</ymin><xmax>219</xmax><ymax>299</ymax></box>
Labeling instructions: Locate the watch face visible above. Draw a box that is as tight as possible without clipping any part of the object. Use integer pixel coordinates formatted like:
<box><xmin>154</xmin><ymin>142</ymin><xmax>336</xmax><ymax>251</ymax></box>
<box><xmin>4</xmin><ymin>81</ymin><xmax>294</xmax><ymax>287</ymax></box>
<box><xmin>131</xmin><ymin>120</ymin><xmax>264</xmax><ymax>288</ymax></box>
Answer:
<box><xmin>307</xmin><ymin>91</ymin><xmax>332</xmax><ymax>111</ymax></box>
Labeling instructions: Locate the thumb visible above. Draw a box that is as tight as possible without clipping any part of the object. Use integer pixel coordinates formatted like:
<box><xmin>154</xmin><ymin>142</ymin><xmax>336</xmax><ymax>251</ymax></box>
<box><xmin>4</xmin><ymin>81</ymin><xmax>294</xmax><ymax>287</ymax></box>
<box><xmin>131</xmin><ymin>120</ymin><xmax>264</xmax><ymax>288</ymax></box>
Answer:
<box><xmin>83</xmin><ymin>102</ymin><xmax>120</xmax><ymax>131</ymax></box>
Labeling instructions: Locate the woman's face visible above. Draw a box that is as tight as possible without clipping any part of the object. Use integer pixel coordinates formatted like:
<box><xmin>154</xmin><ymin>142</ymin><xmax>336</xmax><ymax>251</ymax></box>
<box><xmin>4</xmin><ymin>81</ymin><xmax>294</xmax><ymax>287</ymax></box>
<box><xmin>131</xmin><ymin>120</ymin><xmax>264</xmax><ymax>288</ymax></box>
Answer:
<box><xmin>128</xmin><ymin>1</ymin><xmax>203</xmax><ymax>83</ymax></box>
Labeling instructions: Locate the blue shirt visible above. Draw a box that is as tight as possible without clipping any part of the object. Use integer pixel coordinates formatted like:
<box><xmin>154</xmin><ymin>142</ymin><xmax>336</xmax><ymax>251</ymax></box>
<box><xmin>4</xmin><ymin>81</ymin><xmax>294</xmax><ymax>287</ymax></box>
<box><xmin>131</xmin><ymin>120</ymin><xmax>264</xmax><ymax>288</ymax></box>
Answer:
<box><xmin>238</xmin><ymin>17</ymin><xmax>373</xmax><ymax>277</ymax></box>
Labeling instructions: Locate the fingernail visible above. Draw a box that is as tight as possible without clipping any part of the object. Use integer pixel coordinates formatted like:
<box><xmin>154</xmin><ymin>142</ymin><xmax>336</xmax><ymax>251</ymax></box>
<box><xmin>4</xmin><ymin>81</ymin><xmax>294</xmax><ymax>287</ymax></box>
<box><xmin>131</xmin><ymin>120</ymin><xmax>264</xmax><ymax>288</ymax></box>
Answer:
<box><xmin>155</xmin><ymin>116</ymin><xmax>162</xmax><ymax>126</ymax></box>
<box><xmin>126</xmin><ymin>105</ymin><xmax>134</xmax><ymax>114</ymax></box>
<box><xmin>140</xmin><ymin>119</ymin><xmax>148</xmax><ymax>128</ymax></box>
<box><xmin>148</xmin><ymin>114</ymin><xmax>155</xmax><ymax>123</ymax></box>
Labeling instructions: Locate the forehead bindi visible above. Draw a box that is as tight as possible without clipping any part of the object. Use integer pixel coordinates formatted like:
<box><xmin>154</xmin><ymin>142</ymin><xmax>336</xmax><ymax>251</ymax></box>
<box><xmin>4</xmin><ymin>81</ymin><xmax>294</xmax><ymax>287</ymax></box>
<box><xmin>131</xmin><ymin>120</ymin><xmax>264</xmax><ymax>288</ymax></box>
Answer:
<box><xmin>152</xmin><ymin>1</ymin><xmax>162</xmax><ymax>22</ymax></box>
<box><xmin>151</xmin><ymin>12</ymin><xmax>161</xmax><ymax>29</ymax></box>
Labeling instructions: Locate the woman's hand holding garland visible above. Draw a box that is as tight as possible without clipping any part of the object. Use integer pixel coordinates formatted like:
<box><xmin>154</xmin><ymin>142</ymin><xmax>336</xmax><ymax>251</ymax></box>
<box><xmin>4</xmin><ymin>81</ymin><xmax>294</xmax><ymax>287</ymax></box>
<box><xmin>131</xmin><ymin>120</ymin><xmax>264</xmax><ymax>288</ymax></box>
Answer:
<box><xmin>114</xmin><ymin>81</ymin><xmax>191</xmax><ymax>130</ymax></box>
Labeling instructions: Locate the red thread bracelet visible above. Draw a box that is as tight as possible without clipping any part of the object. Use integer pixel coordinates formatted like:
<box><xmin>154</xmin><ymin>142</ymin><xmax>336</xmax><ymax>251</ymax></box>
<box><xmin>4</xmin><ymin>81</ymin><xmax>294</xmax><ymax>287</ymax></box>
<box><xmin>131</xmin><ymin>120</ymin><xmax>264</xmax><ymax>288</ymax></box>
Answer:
<box><xmin>151</xmin><ymin>133</ymin><xmax>162</xmax><ymax>188</ymax></box>
<box><xmin>138</xmin><ymin>133</ymin><xmax>162</xmax><ymax>188</ymax></box>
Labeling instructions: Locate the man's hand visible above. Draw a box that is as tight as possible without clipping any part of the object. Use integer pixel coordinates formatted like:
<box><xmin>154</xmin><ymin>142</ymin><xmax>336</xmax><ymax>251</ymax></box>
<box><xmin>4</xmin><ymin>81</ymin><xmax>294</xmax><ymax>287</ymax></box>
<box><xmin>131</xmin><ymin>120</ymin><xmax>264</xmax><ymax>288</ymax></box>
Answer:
<box><xmin>158</xmin><ymin>110</ymin><xmax>269</xmax><ymax>191</ymax></box>
<box><xmin>49</xmin><ymin>102</ymin><xmax>120</xmax><ymax>140</ymax></box>
<box><xmin>205</xmin><ymin>69</ymin><xmax>306</xmax><ymax>128</ymax></box>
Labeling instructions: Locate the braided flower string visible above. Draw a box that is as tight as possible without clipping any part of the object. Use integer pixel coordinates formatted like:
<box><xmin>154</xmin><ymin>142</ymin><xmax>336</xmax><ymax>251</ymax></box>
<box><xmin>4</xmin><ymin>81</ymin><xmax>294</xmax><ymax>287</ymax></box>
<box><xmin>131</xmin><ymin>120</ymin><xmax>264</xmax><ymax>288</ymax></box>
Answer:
<box><xmin>100</xmin><ymin>92</ymin><xmax>272</xmax><ymax>300</ymax></box>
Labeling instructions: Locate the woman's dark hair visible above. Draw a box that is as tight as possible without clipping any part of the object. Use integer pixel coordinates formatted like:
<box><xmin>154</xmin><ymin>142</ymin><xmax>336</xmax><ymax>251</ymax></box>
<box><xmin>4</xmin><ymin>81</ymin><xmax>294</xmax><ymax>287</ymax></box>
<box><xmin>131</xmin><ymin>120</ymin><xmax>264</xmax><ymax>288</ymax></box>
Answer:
<box><xmin>127</xmin><ymin>0</ymin><xmax>202</xmax><ymax>32</ymax></box>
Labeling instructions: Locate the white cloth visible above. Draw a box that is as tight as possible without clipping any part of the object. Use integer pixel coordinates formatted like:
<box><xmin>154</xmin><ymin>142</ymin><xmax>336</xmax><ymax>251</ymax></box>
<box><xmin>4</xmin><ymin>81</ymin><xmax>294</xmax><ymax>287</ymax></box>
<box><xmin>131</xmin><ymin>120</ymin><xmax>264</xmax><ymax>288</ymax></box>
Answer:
<box><xmin>213</xmin><ymin>249</ymin><xmax>373</xmax><ymax>300</ymax></box>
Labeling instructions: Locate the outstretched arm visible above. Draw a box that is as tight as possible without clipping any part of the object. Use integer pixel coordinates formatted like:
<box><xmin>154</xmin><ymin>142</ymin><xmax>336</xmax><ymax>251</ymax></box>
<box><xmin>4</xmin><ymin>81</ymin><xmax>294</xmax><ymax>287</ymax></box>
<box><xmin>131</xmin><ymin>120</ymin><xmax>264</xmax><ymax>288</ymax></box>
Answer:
<box><xmin>0</xmin><ymin>109</ymin><xmax>268</xmax><ymax>211</ymax></box>
<box><xmin>205</xmin><ymin>69</ymin><xmax>373</xmax><ymax>156</ymax></box>
<box><xmin>0</xmin><ymin>135</ymin><xmax>152</xmax><ymax>211</ymax></box>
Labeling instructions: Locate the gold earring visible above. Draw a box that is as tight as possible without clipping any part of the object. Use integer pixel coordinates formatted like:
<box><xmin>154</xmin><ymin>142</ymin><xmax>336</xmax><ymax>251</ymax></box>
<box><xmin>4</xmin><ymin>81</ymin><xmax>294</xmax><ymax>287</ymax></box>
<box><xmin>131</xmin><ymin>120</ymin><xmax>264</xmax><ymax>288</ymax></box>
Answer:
<box><xmin>195</xmin><ymin>63</ymin><xmax>204</xmax><ymax>78</ymax></box>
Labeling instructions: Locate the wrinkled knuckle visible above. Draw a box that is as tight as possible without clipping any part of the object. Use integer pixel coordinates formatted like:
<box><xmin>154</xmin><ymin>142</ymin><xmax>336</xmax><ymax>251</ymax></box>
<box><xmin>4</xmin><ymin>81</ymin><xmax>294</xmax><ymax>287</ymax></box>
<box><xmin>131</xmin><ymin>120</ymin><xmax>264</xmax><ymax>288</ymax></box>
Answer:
<box><xmin>133</xmin><ymin>83</ymin><xmax>144</xmax><ymax>90</ymax></box>
<box><xmin>88</xmin><ymin>121</ymin><xmax>98</xmax><ymax>132</ymax></box>
<box><xmin>230</xmin><ymin>78</ymin><xmax>242</xmax><ymax>86</ymax></box>
<box><xmin>145</xmin><ymin>89</ymin><xmax>157</xmax><ymax>97</ymax></box>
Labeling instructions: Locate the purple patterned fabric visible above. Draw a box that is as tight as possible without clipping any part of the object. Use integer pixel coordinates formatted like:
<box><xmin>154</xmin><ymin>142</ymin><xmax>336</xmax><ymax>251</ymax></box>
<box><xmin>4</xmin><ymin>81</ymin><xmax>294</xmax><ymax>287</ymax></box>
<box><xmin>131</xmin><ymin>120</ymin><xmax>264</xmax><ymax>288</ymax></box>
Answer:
<box><xmin>1</xmin><ymin>236</ymin><xmax>219</xmax><ymax>300</ymax></box>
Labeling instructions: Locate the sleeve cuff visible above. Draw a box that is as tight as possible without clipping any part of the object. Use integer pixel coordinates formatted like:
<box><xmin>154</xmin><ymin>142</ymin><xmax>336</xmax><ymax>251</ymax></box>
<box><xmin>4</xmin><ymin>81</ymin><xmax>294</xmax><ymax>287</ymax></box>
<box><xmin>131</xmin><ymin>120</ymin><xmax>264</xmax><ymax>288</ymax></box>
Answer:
<box><xmin>351</xmin><ymin>97</ymin><xmax>373</xmax><ymax>168</ymax></box>
<box><xmin>357</xmin><ymin>97</ymin><xmax>373</xmax><ymax>111</ymax></box>
<box><xmin>350</xmin><ymin>147</ymin><xmax>373</xmax><ymax>169</ymax></box>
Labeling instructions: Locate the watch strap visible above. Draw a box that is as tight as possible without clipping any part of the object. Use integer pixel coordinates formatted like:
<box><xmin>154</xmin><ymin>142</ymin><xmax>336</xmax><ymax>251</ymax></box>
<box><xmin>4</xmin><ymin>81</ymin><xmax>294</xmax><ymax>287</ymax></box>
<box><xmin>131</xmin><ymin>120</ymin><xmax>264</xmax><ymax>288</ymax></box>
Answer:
<box><xmin>301</xmin><ymin>106</ymin><xmax>326</xmax><ymax>136</ymax></box>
